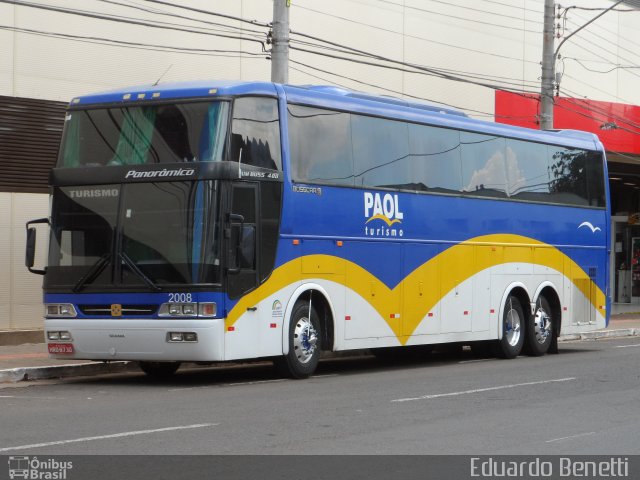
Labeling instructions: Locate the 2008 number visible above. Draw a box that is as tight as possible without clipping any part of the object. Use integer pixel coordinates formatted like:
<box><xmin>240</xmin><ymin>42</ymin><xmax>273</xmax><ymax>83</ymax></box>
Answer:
<box><xmin>169</xmin><ymin>293</ymin><xmax>193</xmax><ymax>303</ymax></box>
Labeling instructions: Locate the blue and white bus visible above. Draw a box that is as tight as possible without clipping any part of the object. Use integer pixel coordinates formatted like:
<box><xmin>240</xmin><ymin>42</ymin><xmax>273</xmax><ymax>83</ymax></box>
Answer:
<box><xmin>26</xmin><ymin>81</ymin><xmax>610</xmax><ymax>378</ymax></box>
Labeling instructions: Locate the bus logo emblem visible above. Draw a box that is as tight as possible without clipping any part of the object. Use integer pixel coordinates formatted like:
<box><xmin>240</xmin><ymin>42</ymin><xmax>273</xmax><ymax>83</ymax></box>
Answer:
<box><xmin>363</xmin><ymin>192</ymin><xmax>404</xmax><ymax>238</ymax></box>
<box><xmin>111</xmin><ymin>304</ymin><xmax>122</xmax><ymax>317</ymax></box>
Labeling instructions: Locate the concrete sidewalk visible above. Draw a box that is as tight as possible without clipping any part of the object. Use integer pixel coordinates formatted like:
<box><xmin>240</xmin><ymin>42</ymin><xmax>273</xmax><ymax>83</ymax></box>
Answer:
<box><xmin>1</xmin><ymin>315</ymin><xmax>639</xmax><ymax>384</ymax></box>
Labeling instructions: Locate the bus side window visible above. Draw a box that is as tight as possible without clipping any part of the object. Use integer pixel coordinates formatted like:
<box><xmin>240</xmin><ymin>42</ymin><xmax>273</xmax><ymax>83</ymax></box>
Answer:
<box><xmin>230</xmin><ymin>97</ymin><xmax>282</xmax><ymax>170</ymax></box>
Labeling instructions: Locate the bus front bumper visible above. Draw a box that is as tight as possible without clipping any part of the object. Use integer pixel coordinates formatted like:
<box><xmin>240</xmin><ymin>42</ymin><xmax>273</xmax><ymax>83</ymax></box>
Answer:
<box><xmin>44</xmin><ymin>318</ymin><xmax>225</xmax><ymax>362</ymax></box>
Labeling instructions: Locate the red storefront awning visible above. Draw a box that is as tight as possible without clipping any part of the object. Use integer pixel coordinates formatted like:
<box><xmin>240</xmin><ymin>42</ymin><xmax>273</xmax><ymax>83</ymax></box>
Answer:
<box><xmin>495</xmin><ymin>91</ymin><xmax>640</xmax><ymax>155</ymax></box>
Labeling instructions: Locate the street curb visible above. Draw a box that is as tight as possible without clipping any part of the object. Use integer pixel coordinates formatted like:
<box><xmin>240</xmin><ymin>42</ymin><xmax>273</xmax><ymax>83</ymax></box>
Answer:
<box><xmin>558</xmin><ymin>328</ymin><xmax>638</xmax><ymax>342</ymax></box>
<box><xmin>1</xmin><ymin>328</ymin><xmax>638</xmax><ymax>384</ymax></box>
<box><xmin>0</xmin><ymin>361</ymin><xmax>138</xmax><ymax>384</ymax></box>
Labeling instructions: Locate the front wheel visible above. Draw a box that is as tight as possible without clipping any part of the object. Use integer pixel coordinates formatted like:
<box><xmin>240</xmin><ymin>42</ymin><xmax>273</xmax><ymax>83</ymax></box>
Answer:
<box><xmin>525</xmin><ymin>296</ymin><xmax>554</xmax><ymax>356</ymax></box>
<box><xmin>493</xmin><ymin>295</ymin><xmax>525</xmax><ymax>359</ymax></box>
<box><xmin>275</xmin><ymin>300</ymin><xmax>321</xmax><ymax>379</ymax></box>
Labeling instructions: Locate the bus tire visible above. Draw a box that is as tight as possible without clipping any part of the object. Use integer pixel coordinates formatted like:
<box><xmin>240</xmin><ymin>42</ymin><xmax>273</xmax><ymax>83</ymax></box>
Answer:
<box><xmin>525</xmin><ymin>296</ymin><xmax>554</xmax><ymax>356</ymax></box>
<box><xmin>493</xmin><ymin>295</ymin><xmax>525</xmax><ymax>359</ymax></box>
<box><xmin>275</xmin><ymin>299</ymin><xmax>321</xmax><ymax>379</ymax></box>
<box><xmin>138</xmin><ymin>361</ymin><xmax>181</xmax><ymax>379</ymax></box>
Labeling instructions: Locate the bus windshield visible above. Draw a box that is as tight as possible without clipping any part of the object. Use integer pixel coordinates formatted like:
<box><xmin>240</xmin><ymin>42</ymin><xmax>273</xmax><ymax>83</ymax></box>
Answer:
<box><xmin>45</xmin><ymin>181</ymin><xmax>220</xmax><ymax>290</ymax></box>
<box><xmin>59</xmin><ymin>101</ymin><xmax>229</xmax><ymax>167</ymax></box>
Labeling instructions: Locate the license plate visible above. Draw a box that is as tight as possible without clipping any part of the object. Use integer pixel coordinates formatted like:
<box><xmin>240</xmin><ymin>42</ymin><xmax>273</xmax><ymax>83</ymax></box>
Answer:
<box><xmin>48</xmin><ymin>343</ymin><xmax>74</xmax><ymax>354</ymax></box>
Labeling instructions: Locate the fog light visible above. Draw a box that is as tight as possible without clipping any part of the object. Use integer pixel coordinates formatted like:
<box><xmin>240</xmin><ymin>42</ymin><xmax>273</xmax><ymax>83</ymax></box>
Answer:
<box><xmin>183</xmin><ymin>332</ymin><xmax>198</xmax><ymax>342</ymax></box>
<box><xmin>169</xmin><ymin>332</ymin><xmax>184</xmax><ymax>342</ymax></box>
<box><xmin>182</xmin><ymin>304</ymin><xmax>196</xmax><ymax>315</ymax></box>
<box><xmin>59</xmin><ymin>331</ymin><xmax>73</xmax><ymax>341</ymax></box>
<box><xmin>47</xmin><ymin>331</ymin><xmax>60</xmax><ymax>341</ymax></box>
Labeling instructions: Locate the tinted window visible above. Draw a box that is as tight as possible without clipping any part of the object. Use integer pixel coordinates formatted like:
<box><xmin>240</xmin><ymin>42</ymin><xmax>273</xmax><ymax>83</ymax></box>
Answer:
<box><xmin>461</xmin><ymin>132</ymin><xmax>507</xmax><ymax>198</ymax></box>
<box><xmin>230</xmin><ymin>97</ymin><xmax>281</xmax><ymax>170</ymax></box>
<box><xmin>59</xmin><ymin>102</ymin><xmax>228</xmax><ymax>167</ymax></box>
<box><xmin>505</xmin><ymin>139</ymin><xmax>550</xmax><ymax>200</ymax></box>
<box><xmin>548</xmin><ymin>146</ymin><xmax>590</xmax><ymax>206</ymax></box>
<box><xmin>352</xmin><ymin>115</ymin><xmax>409</xmax><ymax>188</ymax></box>
<box><xmin>586</xmin><ymin>151</ymin><xmax>606</xmax><ymax>207</ymax></box>
<box><xmin>408</xmin><ymin>123</ymin><xmax>462</xmax><ymax>193</ymax></box>
<box><xmin>288</xmin><ymin>104</ymin><xmax>353</xmax><ymax>185</ymax></box>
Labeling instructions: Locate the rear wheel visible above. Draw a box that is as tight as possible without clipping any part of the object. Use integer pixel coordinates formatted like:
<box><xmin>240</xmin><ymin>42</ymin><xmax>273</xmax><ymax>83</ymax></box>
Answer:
<box><xmin>275</xmin><ymin>300</ymin><xmax>321</xmax><ymax>379</ymax></box>
<box><xmin>138</xmin><ymin>361</ymin><xmax>181</xmax><ymax>379</ymax></box>
<box><xmin>493</xmin><ymin>295</ymin><xmax>525</xmax><ymax>359</ymax></box>
<box><xmin>525</xmin><ymin>296</ymin><xmax>554</xmax><ymax>356</ymax></box>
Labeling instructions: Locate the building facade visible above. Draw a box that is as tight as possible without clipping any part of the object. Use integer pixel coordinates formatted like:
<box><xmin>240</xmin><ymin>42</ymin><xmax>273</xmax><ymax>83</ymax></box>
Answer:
<box><xmin>1</xmin><ymin>0</ymin><xmax>639</xmax><ymax>331</ymax></box>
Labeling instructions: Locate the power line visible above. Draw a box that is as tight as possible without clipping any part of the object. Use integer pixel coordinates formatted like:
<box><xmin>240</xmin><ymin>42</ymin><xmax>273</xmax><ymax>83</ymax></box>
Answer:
<box><xmin>556</xmin><ymin>92</ymin><xmax>640</xmax><ymax>136</ymax></box>
<box><xmin>288</xmin><ymin>28</ymin><xmax>540</xmax><ymax>92</ymax></box>
<box><xmin>289</xmin><ymin>59</ymin><xmax>540</xmax><ymax>121</ymax></box>
<box><xmin>564</xmin><ymin>57</ymin><xmax>640</xmax><ymax>74</ymax></box>
<box><xmin>559</xmin><ymin>90</ymin><xmax>640</xmax><ymax>132</ymax></box>
<box><xmin>370</xmin><ymin>0</ymin><xmax>543</xmax><ymax>33</ymax></box>
<box><xmin>1</xmin><ymin>0</ymin><xmax>267</xmax><ymax>47</ymax></box>
<box><xmin>562</xmin><ymin>36</ymin><xmax>640</xmax><ymax>82</ymax></box>
<box><xmin>140</xmin><ymin>0</ymin><xmax>270</xmax><ymax>28</ymax></box>
<box><xmin>565</xmin><ymin>16</ymin><xmax>640</xmax><ymax>67</ymax></box>
<box><xmin>290</xmin><ymin>35</ymin><xmax>539</xmax><ymax>88</ymax></box>
<box><xmin>95</xmin><ymin>0</ymin><xmax>268</xmax><ymax>37</ymax></box>
<box><xmin>292</xmin><ymin>3</ymin><xmax>539</xmax><ymax>66</ymax></box>
<box><xmin>0</xmin><ymin>24</ymin><xmax>269</xmax><ymax>59</ymax></box>
<box><xmin>289</xmin><ymin>44</ymin><xmax>540</xmax><ymax>94</ymax></box>
<box><xmin>570</xmin><ymin>8</ymin><xmax>640</xmax><ymax>50</ymax></box>
<box><xmin>476</xmin><ymin>0</ymin><xmax>543</xmax><ymax>15</ymax></box>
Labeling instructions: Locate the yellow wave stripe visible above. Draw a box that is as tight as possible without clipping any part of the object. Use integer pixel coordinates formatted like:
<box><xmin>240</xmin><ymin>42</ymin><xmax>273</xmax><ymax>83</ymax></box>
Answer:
<box><xmin>226</xmin><ymin>234</ymin><xmax>606</xmax><ymax>344</ymax></box>
<box><xmin>365</xmin><ymin>214</ymin><xmax>402</xmax><ymax>227</ymax></box>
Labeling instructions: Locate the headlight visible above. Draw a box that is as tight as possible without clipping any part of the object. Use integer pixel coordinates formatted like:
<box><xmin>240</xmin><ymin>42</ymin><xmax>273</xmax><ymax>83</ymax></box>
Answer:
<box><xmin>159</xmin><ymin>302</ymin><xmax>217</xmax><ymax>318</ymax></box>
<box><xmin>45</xmin><ymin>304</ymin><xmax>77</xmax><ymax>318</ymax></box>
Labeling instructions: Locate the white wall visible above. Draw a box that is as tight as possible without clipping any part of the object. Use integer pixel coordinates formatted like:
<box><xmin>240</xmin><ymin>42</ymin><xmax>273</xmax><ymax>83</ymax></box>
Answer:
<box><xmin>0</xmin><ymin>193</ymin><xmax>48</xmax><ymax>330</ymax></box>
<box><xmin>1</xmin><ymin>1</ymin><xmax>638</xmax><ymax>110</ymax></box>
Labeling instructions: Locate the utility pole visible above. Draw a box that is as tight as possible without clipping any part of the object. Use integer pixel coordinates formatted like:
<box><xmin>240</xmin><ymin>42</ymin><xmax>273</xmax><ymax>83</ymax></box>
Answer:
<box><xmin>270</xmin><ymin>0</ymin><xmax>290</xmax><ymax>84</ymax></box>
<box><xmin>540</xmin><ymin>0</ymin><xmax>624</xmax><ymax>130</ymax></box>
<box><xmin>539</xmin><ymin>0</ymin><xmax>555</xmax><ymax>130</ymax></box>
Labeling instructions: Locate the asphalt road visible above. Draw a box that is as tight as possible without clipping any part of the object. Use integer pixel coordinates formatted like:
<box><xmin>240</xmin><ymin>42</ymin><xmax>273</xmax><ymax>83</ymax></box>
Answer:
<box><xmin>1</xmin><ymin>337</ymin><xmax>639</xmax><ymax>456</ymax></box>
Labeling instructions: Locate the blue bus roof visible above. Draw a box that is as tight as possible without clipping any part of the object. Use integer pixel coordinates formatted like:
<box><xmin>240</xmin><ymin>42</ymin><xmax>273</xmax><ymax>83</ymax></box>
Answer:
<box><xmin>70</xmin><ymin>80</ymin><xmax>603</xmax><ymax>151</ymax></box>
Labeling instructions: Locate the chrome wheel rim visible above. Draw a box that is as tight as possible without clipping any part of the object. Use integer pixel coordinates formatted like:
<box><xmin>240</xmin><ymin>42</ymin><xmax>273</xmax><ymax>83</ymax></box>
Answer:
<box><xmin>505</xmin><ymin>307</ymin><xmax>522</xmax><ymax>347</ymax></box>
<box><xmin>534</xmin><ymin>307</ymin><xmax>552</xmax><ymax>344</ymax></box>
<box><xmin>293</xmin><ymin>316</ymin><xmax>318</xmax><ymax>364</ymax></box>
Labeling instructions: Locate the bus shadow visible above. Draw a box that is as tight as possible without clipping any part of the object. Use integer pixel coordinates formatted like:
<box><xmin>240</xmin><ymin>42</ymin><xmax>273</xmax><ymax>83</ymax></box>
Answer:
<box><xmin>61</xmin><ymin>343</ymin><xmax>596</xmax><ymax>388</ymax></box>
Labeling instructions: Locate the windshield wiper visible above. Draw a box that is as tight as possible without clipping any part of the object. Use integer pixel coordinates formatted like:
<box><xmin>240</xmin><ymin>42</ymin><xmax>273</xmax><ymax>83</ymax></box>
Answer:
<box><xmin>73</xmin><ymin>253</ymin><xmax>111</xmax><ymax>293</ymax></box>
<box><xmin>119</xmin><ymin>251</ymin><xmax>161</xmax><ymax>292</ymax></box>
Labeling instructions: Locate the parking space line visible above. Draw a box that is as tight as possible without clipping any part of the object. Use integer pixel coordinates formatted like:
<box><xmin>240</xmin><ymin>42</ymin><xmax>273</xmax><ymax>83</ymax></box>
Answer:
<box><xmin>391</xmin><ymin>377</ymin><xmax>576</xmax><ymax>403</ymax></box>
<box><xmin>0</xmin><ymin>423</ymin><xmax>219</xmax><ymax>452</ymax></box>
<box><xmin>546</xmin><ymin>431</ymin><xmax>596</xmax><ymax>443</ymax></box>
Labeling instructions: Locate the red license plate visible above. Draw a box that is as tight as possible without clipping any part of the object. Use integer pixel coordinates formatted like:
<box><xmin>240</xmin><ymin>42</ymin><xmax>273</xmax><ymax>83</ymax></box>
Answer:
<box><xmin>48</xmin><ymin>343</ymin><xmax>74</xmax><ymax>354</ymax></box>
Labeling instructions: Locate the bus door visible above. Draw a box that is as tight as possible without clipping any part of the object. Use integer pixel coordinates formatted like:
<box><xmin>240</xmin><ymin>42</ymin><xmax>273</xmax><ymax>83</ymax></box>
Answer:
<box><xmin>225</xmin><ymin>182</ymin><xmax>258</xmax><ymax>299</ymax></box>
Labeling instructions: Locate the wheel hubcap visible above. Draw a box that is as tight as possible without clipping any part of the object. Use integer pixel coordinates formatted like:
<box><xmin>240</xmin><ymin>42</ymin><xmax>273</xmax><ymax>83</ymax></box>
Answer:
<box><xmin>505</xmin><ymin>308</ymin><xmax>522</xmax><ymax>347</ymax></box>
<box><xmin>293</xmin><ymin>316</ymin><xmax>317</xmax><ymax>364</ymax></box>
<box><xmin>534</xmin><ymin>307</ymin><xmax>552</xmax><ymax>344</ymax></box>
